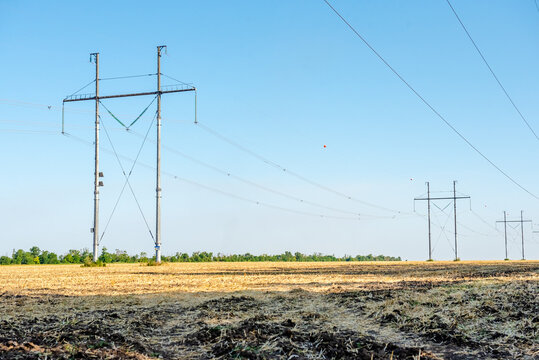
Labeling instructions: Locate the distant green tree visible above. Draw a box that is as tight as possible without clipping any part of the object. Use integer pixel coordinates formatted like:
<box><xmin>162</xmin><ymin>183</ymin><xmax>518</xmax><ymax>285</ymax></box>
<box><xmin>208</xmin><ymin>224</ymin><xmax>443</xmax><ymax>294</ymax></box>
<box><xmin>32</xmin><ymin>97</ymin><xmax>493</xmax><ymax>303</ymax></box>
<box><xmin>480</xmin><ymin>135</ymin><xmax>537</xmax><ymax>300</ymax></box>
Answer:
<box><xmin>22</xmin><ymin>252</ymin><xmax>35</xmax><ymax>264</ymax></box>
<box><xmin>114</xmin><ymin>249</ymin><xmax>130</xmax><ymax>263</ymax></box>
<box><xmin>98</xmin><ymin>247</ymin><xmax>112</xmax><ymax>263</ymax></box>
<box><xmin>282</xmin><ymin>251</ymin><xmax>295</xmax><ymax>262</ymax></box>
<box><xmin>12</xmin><ymin>249</ymin><xmax>26</xmax><ymax>264</ymax></box>
<box><xmin>39</xmin><ymin>251</ymin><xmax>60</xmax><ymax>264</ymax></box>
<box><xmin>180</xmin><ymin>253</ymin><xmax>190</xmax><ymax>262</ymax></box>
<box><xmin>82</xmin><ymin>255</ymin><xmax>92</xmax><ymax>265</ymax></box>
<box><xmin>139</xmin><ymin>252</ymin><xmax>148</xmax><ymax>263</ymax></box>
<box><xmin>80</xmin><ymin>248</ymin><xmax>91</xmax><ymax>260</ymax></box>
<box><xmin>61</xmin><ymin>250</ymin><xmax>82</xmax><ymax>264</ymax></box>
<box><xmin>70</xmin><ymin>250</ymin><xmax>81</xmax><ymax>263</ymax></box>
<box><xmin>29</xmin><ymin>246</ymin><xmax>41</xmax><ymax>258</ymax></box>
<box><xmin>1</xmin><ymin>247</ymin><xmax>402</xmax><ymax>265</ymax></box>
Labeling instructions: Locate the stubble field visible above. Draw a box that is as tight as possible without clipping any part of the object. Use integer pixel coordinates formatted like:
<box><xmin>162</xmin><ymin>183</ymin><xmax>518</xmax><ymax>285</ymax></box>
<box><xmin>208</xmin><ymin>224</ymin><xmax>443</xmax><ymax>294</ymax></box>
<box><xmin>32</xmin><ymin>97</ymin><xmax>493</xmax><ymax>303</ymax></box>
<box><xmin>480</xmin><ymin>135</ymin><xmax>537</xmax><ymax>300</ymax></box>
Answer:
<box><xmin>0</xmin><ymin>261</ymin><xmax>537</xmax><ymax>359</ymax></box>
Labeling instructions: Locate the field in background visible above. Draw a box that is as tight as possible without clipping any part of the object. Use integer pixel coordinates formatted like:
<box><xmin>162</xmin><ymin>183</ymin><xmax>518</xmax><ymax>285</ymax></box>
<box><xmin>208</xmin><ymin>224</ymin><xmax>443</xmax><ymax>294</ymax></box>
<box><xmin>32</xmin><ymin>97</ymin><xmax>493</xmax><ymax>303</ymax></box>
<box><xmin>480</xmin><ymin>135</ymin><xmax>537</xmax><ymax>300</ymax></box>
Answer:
<box><xmin>1</xmin><ymin>261</ymin><xmax>538</xmax><ymax>359</ymax></box>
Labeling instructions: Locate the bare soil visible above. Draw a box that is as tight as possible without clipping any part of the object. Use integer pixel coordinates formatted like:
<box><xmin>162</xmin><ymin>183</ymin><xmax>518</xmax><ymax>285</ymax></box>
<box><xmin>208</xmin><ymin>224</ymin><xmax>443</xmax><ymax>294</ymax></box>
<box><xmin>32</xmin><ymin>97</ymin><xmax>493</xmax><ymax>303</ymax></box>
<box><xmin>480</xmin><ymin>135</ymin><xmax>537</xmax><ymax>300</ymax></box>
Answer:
<box><xmin>0</xmin><ymin>261</ymin><xmax>537</xmax><ymax>359</ymax></box>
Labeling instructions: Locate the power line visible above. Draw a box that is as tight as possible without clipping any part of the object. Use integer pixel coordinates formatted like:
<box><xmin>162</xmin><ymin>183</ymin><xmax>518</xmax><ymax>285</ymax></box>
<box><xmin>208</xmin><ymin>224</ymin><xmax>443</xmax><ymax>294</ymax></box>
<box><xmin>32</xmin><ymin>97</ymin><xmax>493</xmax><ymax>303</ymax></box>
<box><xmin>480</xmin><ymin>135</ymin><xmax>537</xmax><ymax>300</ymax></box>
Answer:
<box><xmin>161</xmin><ymin>73</ymin><xmax>193</xmax><ymax>87</ymax></box>
<box><xmin>127</xmin><ymin>130</ymin><xmax>390</xmax><ymax>219</ymax></box>
<box><xmin>0</xmin><ymin>128</ymin><xmax>58</xmax><ymax>135</ymax></box>
<box><xmin>469</xmin><ymin>208</ymin><xmax>500</xmax><ymax>234</ymax></box>
<box><xmin>66</xmin><ymin>74</ymin><xmax>156</xmax><ymax>98</ymax></box>
<box><xmin>0</xmin><ymin>99</ymin><xmax>163</xmax><ymax>121</ymax></box>
<box><xmin>61</xmin><ymin>132</ymin><xmax>364</xmax><ymax>221</ymax></box>
<box><xmin>445</xmin><ymin>0</ymin><xmax>539</xmax><ymax>141</ymax></box>
<box><xmin>67</xmin><ymin>79</ymin><xmax>95</xmax><ymax>97</ymax></box>
<box><xmin>195</xmin><ymin>121</ymin><xmax>407</xmax><ymax>214</ymax></box>
<box><xmin>100</xmin><ymin>73</ymin><xmax>156</xmax><ymax>81</ymax></box>
<box><xmin>2</xmin><ymin>117</ymin><xmax>400</xmax><ymax>220</ymax></box>
<box><xmin>1</xmin><ymin>115</ymin><xmax>499</xmax><ymax>230</ymax></box>
<box><xmin>322</xmin><ymin>0</ymin><xmax>539</xmax><ymax>201</ymax></box>
<box><xmin>0</xmin><ymin>99</ymin><xmax>86</xmax><ymax>114</ymax></box>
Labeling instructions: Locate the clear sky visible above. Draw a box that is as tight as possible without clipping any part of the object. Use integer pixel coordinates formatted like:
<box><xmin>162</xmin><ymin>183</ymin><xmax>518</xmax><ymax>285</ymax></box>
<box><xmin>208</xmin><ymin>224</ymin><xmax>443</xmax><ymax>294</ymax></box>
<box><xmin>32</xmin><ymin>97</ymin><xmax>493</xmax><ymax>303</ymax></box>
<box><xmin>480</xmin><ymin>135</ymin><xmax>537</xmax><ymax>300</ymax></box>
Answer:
<box><xmin>1</xmin><ymin>0</ymin><xmax>538</xmax><ymax>260</ymax></box>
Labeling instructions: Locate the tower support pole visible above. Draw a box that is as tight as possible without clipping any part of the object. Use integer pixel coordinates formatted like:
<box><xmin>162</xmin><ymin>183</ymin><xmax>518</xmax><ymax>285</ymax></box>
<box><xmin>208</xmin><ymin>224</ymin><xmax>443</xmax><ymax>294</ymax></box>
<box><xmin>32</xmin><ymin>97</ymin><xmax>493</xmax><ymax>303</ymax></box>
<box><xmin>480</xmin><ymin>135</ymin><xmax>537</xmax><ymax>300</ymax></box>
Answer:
<box><xmin>155</xmin><ymin>45</ymin><xmax>166</xmax><ymax>263</ymax></box>
<box><xmin>92</xmin><ymin>52</ymin><xmax>100</xmax><ymax>262</ymax></box>
<box><xmin>427</xmin><ymin>182</ymin><xmax>432</xmax><ymax>261</ymax></box>
<box><xmin>453</xmin><ymin>180</ymin><xmax>458</xmax><ymax>260</ymax></box>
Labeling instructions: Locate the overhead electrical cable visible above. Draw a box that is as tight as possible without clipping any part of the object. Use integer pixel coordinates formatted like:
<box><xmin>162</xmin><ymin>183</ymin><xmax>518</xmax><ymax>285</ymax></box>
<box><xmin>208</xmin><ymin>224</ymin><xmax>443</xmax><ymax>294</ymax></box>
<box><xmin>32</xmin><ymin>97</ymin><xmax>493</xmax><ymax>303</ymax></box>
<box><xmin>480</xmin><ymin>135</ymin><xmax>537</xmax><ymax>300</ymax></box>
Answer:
<box><xmin>165</xmin><ymin>175</ymin><xmax>362</xmax><ymax>220</ymax></box>
<box><xmin>161</xmin><ymin>73</ymin><xmax>194</xmax><ymax>86</ymax></box>
<box><xmin>64</xmin><ymin>123</ymin><xmax>508</xmax><ymax>236</ymax></box>
<box><xmin>99</xmin><ymin>73</ymin><xmax>156</xmax><ymax>81</ymax></box>
<box><xmin>194</xmin><ymin>121</ymin><xmax>407</xmax><ymax>214</ymax></box>
<box><xmin>470</xmin><ymin>209</ymin><xmax>501</xmax><ymax>233</ymax></box>
<box><xmin>0</xmin><ymin>99</ymin><xmax>156</xmax><ymax>121</ymax></box>
<box><xmin>2</xmin><ymin>112</ymin><xmax>387</xmax><ymax>218</ymax></box>
<box><xmin>0</xmin><ymin>128</ymin><xmax>58</xmax><ymax>135</ymax></box>
<box><xmin>127</xmin><ymin>129</ymin><xmax>391</xmax><ymax>219</ymax></box>
<box><xmin>61</xmin><ymin>132</ymin><xmax>362</xmax><ymax>221</ymax></box>
<box><xmin>0</xmin><ymin>99</ymin><xmax>97</xmax><ymax>123</ymax></box>
<box><xmin>322</xmin><ymin>0</ymin><xmax>539</xmax><ymax>200</ymax></box>
<box><xmin>67</xmin><ymin>79</ymin><xmax>95</xmax><ymax>97</ymax></box>
<box><xmin>446</xmin><ymin>0</ymin><xmax>539</xmax><ymax>141</ymax></box>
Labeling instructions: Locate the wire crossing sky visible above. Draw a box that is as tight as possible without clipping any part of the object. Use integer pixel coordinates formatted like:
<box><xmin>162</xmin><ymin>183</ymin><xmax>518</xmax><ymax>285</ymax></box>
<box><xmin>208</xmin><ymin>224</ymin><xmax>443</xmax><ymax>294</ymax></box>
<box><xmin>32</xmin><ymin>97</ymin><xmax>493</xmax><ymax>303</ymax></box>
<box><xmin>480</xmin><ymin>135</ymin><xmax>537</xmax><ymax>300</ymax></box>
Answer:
<box><xmin>0</xmin><ymin>0</ymin><xmax>537</xmax><ymax>260</ymax></box>
<box><xmin>323</xmin><ymin>0</ymin><xmax>538</xmax><ymax>200</ymax></box>
<box><xmin>445</xmin><ymin>0</ymin><xmax>539</xmax><ymax>141</ymax></box>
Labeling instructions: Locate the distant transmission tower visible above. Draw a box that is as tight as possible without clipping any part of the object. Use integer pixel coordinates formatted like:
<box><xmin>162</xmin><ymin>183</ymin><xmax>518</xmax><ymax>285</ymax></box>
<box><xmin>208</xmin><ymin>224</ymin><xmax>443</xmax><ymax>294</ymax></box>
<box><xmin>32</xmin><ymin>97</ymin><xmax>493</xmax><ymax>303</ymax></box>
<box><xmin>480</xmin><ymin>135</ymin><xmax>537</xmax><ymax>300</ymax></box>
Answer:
<box><xmin>414</xmin><ymin>181</ymin><xmax>470</xmax><ymax>261</ymax></box>
<box><xmin>496</xmin><ymin>211</ymin><xmax>532</xmax><ymax>260</ymax></box>
<box><xmin>63</xmin><ymin>46</ymin><xmax>196</xmax><ymax>263</ymax></box>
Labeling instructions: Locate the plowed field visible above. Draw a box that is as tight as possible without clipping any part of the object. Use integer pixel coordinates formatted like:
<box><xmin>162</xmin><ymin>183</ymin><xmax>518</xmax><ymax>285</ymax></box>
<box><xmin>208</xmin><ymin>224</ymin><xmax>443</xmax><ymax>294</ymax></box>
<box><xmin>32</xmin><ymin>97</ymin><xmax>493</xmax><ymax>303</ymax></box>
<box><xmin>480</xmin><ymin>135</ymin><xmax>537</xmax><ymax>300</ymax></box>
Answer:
<box><xmin>0</xmin><ymin>261</ymin><xmax>537</xmax><ymax>359</ymax></box>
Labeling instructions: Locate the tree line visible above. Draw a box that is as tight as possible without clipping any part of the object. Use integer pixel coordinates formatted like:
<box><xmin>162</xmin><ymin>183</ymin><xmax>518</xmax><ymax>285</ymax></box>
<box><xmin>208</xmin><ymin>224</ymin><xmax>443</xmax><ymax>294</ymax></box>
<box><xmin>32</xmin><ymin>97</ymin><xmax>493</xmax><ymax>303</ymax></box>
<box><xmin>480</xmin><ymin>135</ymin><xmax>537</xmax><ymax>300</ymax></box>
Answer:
<box><xmin>0</xmin><ymin>246</ymin><xmax>401</xmax><ymax>265</ymax></box>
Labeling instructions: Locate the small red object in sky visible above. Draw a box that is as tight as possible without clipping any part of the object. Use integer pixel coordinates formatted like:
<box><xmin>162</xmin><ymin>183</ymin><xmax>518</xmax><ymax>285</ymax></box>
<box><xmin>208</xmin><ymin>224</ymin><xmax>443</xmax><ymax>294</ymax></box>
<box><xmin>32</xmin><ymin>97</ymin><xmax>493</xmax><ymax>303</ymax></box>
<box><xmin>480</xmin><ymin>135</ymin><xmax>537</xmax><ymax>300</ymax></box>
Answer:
<box><xmin>323</xmin><ymin>145</ymin><xmax>327</xmax><ymax>148</ymax></box>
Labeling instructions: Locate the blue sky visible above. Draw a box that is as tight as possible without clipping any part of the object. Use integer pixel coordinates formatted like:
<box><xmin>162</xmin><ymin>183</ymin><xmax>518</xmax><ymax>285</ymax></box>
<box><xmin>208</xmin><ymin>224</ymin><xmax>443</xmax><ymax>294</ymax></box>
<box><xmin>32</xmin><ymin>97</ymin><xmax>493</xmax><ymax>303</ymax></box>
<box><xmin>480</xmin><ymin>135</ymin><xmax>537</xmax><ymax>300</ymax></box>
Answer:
<box><xmin>0</xmin><ymin>0</ymin><xmax>538</xmax><ymax>260</ymax></box>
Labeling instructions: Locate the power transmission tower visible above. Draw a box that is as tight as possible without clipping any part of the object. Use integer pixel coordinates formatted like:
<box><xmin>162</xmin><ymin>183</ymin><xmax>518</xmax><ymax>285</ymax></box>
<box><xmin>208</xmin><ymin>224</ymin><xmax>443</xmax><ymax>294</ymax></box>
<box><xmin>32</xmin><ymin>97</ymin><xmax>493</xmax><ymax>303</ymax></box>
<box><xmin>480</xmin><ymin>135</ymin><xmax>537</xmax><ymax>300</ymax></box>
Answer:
<box><xmin>63</xmin><ymin>45</ymin><xmax>196</xmax><ymax>263</ymax></box>
<box><xmin>414</xmin><ymin>181</ymin><xmax>470</xmax><ymax>261</ymax></box>
<box><xmin>496</xmin><ymin>211</ymin><xmax>532</xmax><ymax>260</ymax></box>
